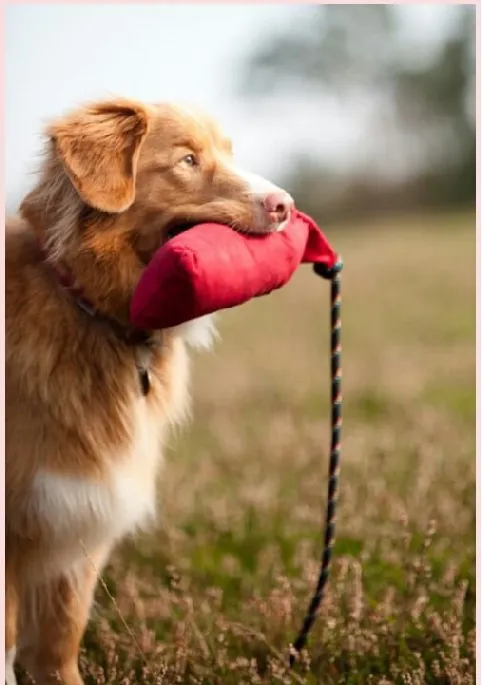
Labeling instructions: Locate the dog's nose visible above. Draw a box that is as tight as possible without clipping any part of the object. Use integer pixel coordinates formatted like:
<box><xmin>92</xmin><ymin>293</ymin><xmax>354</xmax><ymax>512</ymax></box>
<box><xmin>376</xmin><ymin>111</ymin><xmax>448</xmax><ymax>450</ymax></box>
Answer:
<box><xmin>262</xmin><ymin>191</ymin><xmax>294</xmax><ymax>223</ymax></box>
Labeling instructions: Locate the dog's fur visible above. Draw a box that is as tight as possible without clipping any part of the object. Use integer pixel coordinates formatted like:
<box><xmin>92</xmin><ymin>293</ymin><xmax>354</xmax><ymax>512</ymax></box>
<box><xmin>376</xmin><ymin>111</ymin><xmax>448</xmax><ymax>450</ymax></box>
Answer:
<box><xmin>5</xmin><ymin>99</ymin><xmax>293</xmax><ymax>684</ymax></box>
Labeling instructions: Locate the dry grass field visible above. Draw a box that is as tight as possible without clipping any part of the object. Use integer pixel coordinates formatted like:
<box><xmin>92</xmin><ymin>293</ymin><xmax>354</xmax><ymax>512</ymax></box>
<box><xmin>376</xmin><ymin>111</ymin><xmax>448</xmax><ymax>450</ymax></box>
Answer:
<box><xmin>23</xmin><ymin>211</ymin><xmax>477</xmax><ymax>684</ymax></box>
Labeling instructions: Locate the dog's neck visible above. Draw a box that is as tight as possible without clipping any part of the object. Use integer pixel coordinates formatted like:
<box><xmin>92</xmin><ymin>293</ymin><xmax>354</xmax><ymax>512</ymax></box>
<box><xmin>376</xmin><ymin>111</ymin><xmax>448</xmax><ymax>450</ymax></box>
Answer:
<box><xmin>20</xmin><ymin>158</ymin><xmax>146</xmax><ymax>329</ymax></box>
<box><xmin>39</xmin><ymin>237</ymin><xmax>152</xmax><ymax>347</ymax></box>
<box><xmin>34</xmin><ymin>232</ymin><xmax>158</xmax><ymax>396</ymax></box>
<box><xmin>21</xmin><ymin>175</ymin><xmax>156</xmax><ymax>349</ymax></box>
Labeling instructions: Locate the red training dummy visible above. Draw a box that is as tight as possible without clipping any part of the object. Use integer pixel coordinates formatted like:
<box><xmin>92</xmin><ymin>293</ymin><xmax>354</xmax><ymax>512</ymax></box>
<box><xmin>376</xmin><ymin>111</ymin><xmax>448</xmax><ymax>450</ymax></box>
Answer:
<box><xmin>130</xmin><ymin>209</ymin><xmax>338</xmax><ymax>330</ymax></box>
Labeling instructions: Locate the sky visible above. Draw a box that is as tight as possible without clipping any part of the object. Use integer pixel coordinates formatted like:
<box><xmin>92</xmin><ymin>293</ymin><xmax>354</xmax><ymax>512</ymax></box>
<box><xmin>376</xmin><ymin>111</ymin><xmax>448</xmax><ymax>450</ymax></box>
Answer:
<box><xmin>5</xmin><ymin>4</ymin><xmax>457</xmax><ymax>212</ymax></box>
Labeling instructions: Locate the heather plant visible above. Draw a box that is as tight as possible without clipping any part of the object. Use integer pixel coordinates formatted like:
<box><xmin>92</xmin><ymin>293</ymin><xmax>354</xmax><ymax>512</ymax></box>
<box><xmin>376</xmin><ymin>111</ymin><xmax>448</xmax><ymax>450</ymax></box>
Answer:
<box><xmin>18</xmin><ymin>212</ymin><xmax>475</xmax><ymax>685</ymax></box>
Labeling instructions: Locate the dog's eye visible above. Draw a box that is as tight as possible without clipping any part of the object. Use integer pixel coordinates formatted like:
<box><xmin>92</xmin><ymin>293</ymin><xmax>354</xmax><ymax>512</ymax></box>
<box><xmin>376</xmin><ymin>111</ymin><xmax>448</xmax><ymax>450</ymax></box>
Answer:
<box><xmin>182</xmin><ymin>154</ymin><xmax>197</xmax><ymax>167</ymax></box>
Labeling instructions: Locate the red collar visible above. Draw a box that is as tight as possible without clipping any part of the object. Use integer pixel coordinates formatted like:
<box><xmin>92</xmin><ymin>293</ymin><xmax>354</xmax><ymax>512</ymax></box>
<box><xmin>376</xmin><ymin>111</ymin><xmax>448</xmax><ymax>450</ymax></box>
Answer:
<box><xmin>38</xmin><ymin>243</ymin><xmax>152</xmax><ymax>348</ymax></box>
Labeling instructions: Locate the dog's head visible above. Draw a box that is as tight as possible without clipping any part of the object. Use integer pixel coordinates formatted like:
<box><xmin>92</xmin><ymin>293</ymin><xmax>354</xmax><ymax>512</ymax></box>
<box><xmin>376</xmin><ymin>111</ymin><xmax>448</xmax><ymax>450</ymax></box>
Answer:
<box><xmin>21</xmin><ymin>99</ymin><xmax>293</xmax><ymax>321</ymax></box>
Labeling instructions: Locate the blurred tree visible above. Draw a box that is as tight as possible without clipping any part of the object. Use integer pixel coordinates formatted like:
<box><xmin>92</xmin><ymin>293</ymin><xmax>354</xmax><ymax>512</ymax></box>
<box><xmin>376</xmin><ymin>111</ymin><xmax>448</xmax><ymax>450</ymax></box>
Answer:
<box><xmin>242</xmin><ymin>5</ymin><xmax>395</xmax><ymax>95</ymax></box>
<box><xmin>240</xmin><ymin>5</ymin><xmax>475</xmax><ymax>218</ymax></box>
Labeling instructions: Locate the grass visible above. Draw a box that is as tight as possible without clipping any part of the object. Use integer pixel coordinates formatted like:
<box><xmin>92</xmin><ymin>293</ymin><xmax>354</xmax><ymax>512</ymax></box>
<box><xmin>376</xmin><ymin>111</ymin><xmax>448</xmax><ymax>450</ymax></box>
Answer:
<box><xmin>28</xmin><ymin>211</ymin><xmax>479</xmax><ymax>683</ymax></box>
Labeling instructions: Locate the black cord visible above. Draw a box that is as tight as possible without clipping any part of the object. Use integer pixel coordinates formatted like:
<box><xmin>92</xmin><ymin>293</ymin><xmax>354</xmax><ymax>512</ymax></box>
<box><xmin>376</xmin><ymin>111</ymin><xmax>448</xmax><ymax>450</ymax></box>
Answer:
<box><xmin>290</xmin><ymin>258</ymin><xmax>343</xmax><ymax>666</ymax></box>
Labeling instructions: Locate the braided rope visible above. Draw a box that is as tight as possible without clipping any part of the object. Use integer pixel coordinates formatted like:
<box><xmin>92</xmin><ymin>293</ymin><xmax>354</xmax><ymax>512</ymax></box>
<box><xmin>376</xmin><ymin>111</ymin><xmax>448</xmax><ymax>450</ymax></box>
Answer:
<box><xmin>290</xmin><ymin>257</ymin><xmax>343</xmax><ymax>667</ymax></box>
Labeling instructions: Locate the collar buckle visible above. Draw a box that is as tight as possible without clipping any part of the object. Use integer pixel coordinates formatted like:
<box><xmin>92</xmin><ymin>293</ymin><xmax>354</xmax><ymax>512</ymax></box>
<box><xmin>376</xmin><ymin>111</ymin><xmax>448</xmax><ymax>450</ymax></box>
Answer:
<box><xmin>77</xmin><ymin>296</ymin><xmax>96</xmax><ymax>317</ymax></box>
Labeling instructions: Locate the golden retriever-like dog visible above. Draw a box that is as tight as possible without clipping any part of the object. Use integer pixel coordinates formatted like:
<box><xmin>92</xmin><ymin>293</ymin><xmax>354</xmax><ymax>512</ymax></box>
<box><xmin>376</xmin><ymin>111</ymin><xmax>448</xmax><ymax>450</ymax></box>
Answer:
<box><xmin>5</xmin><ymin>98</ymin><xmax>293</xmax><ymax>685</ymax></box>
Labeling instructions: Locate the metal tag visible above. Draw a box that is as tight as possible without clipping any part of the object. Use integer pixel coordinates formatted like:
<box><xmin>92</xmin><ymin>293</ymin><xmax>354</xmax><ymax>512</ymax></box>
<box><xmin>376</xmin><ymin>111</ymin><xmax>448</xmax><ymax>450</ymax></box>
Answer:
<box><xmin>139</xmin><ymin>368</ymin><xmax>150</xmax><ymax>396</ymax></box>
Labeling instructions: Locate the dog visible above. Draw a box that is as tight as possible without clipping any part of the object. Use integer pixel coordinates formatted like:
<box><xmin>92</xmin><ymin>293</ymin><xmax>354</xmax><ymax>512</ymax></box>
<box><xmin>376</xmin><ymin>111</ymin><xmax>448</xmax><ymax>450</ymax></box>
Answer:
<box><xmin>5</xmin><ymin>98</ymin><xmax>294</xmax><ymax>685</ymax></box>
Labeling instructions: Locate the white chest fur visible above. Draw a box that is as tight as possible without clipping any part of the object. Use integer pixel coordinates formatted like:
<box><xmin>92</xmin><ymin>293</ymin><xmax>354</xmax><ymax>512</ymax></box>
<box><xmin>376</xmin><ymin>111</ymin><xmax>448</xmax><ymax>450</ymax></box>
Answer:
<box><xmin>31</xmin><ymin>395</ymin><xmax>167</xmax><ymax>567</ymax></box>
<box><xmin>27</xmin><ymin>317</ymin><xmax>213</xmax><ymax>579</ymax></box>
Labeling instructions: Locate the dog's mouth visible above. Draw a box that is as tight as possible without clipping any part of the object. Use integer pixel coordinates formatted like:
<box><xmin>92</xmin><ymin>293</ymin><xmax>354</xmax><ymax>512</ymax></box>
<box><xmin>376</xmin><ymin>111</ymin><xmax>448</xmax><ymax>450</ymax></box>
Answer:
<box><xmin>164</xmin><ymin>218</ymin><xmax>248</xmax><ymax>243</ymax></box>
<box><xmin>164</xmin><ymin>220</ymin><xmax>199</xmax><ymax>242</ymax></box>
<box><xmin>162</xmin><ymin>210</ymin><xmax>288</xmax><ymax>248</ymax></box>
<box><xmin>164</xmin><ymin>220</ymin><xmax>284</xmax><ymax>247</ymax></box>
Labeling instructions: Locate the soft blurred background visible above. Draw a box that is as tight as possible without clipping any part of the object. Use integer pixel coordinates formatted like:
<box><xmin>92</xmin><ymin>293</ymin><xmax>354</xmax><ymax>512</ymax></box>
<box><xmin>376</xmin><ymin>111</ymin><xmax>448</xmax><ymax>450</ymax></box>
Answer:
<box><xmin>6</xmin><ymin>5</ymin><xmax>476</xmax><ymax>685</ymax></box>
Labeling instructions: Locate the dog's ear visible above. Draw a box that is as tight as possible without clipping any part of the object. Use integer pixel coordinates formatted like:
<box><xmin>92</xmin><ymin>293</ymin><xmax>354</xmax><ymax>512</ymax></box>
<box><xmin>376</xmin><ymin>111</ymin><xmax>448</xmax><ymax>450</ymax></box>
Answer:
<box><xmin>49</xmin><ymin>99</ymin><xmax>150</xmax><ymax>213</ymax></box>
